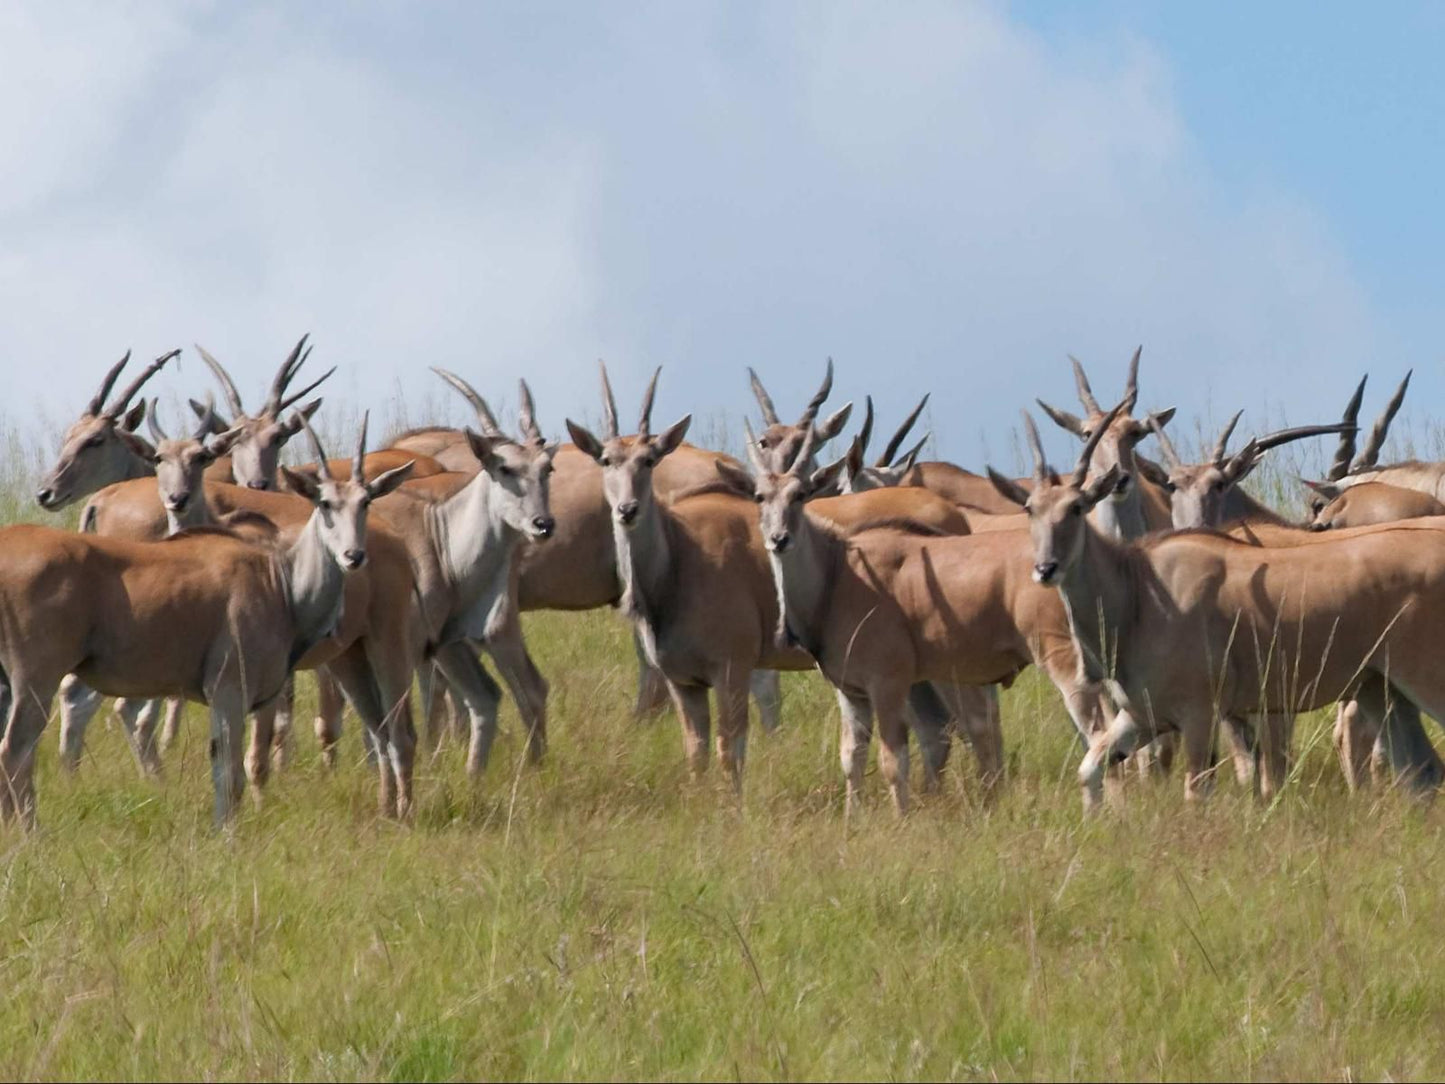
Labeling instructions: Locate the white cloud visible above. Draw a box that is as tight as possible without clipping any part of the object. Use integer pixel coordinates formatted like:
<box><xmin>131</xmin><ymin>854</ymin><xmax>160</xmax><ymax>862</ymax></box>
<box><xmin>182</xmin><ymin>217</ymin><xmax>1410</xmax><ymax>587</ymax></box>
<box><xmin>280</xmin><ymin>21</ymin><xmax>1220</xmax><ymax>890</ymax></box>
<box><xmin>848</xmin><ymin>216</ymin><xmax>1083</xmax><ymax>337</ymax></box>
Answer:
<box><xmin>0</xmin><ymin>1</ymin><xmax>1381</xmax><ymax>468</ymax></box>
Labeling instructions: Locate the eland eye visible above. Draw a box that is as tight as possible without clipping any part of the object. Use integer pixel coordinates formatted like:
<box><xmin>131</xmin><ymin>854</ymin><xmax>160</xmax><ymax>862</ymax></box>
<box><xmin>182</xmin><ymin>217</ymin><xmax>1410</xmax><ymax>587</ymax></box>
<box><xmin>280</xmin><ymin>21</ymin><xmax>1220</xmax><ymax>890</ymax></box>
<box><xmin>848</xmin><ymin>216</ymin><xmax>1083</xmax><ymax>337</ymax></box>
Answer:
<box><xmin>86</xmin><ymin>434</ymin><xmax>105</xmax><ymax>448</ymax></box>
<box><xmin>498</xmin><ymin>464</ymin><xmax>515</xmax><ymax>478</ymax></box>
<box><xmin>599</xmin><ymin>455</ymin><xmax>611</xmax><ymax>468</ymax></box>
<box><xmin>753</xmin><ymin>493</ymin><xmax>764</xmax><ymax>504</ymax></box>
<box><xmin>1164</xmin><ymin>481</ymin><xmax>1177</xmax><ymax>494</ymax></box>
<box><xmin>1070</xmin><ymin>503</ymin><xmax>1083</xmax><ymax>517</ymax></box>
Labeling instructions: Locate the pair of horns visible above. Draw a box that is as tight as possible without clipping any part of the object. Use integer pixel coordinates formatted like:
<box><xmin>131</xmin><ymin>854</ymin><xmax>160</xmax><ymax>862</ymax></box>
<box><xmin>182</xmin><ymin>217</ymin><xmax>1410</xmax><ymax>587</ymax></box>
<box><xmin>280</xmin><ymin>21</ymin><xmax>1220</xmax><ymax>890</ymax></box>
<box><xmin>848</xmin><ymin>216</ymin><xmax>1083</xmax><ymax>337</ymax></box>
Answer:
<box><xmin>1150</xmin><ymin>409</ymin><xmax>1354</xmax><ymax>475</ymax></box>
<box><xmin>1036</xmin><ymin>346</ymin><xmax>1142</xmax><ymax>435</ymax></box>
<box><xmin>1023</xmin><ymin>400</ymin><xmax>1124</xmax><ymax>488</ymax></box>
<box><xmin>748</xmin><ymin>359</ymin><xmax>834</xmax><ymax>433</ymax></box>
<box><xmin>1326</xmin><ymin>371</ymin><xmax>1411</xmax><ymax>481</ymax></box>
<box><xmin>148</xmin><ymin>394</ymin><xmax>224</xmax><ymax>446</ymax></box>
<box><xmin>431</xmin><ymin>368</ymin><xmax>544</xmax><ymax>445</ymax></box>
<box><xmin>1069</xmin><ymin>345</ymin><xmax>1142</xmax><ymax>416</ymax></box>
<box><xmin>856</xmin><ymin>393</ymin><xmax>929</xmax><ymax>468</ymax></box>
<box><xmin>597</xmin><ymin>361</ymin><xmax>660</xmax><ymax>441</ymax></box>
<box><xmin>296</xmin><ymin>410</ymin><xmax>368</xmax><ymax>484</ymax></box>
<box><xmin>87</xmin><ymin>348</ymin><xmax>182</xmax><ymax>419</ymax></box>
<box><xmin>195</xmin><ymin>335</ymin><xmax>336</xmax><ymax>420</ymax></box>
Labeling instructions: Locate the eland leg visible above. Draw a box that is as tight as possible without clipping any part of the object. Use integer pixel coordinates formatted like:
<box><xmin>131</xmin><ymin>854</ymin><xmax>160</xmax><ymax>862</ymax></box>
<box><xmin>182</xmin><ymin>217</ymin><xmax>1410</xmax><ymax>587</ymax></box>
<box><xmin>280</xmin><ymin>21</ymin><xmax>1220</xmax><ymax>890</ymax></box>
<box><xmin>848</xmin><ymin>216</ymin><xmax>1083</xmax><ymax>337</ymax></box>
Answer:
<box><xmin>939</xmin><ymin>682</ymin><xmax>1003</xmax><ymax>798</ymax></box>
<box><xmin>749</xmin><ymin>670</ymin><xmax>783</xmax><ymax>735</ymax></box>
<box><xmin>670</xmin><ymin>683</ymin><xmax>712</xmax><ymax>779</ymax></box>
<box><xmin>157</xmin><ymin>698</ymin><xmax>185</xmax><ymax>755</ymax></box>
<box><xmin>715</xmin><ymin>669</ymin><xmax>751</xmax><ymax>793</ymax></box>
<box><xmin>0</xmin><ymin>675</ymin><xmax>59</xmax><ymax>828</ymax></box>
<box><xmin>482</xmin><ymin>618</ymin><xmax>550</xmax><ymax>765</ymax></box>
<box><xmin>837</xmin><ymin>690</ymin><xmax>874</xmax><ymax>816</ymax></box>
<box><xmin>433</xmin><ymin>643</ymin><xmax>505</xmax><ymax>778</ymax></box>
<box><xmin>57</xmin><ymin>675</ymin><xmax>104</xmax><ymax>772</ymax></box>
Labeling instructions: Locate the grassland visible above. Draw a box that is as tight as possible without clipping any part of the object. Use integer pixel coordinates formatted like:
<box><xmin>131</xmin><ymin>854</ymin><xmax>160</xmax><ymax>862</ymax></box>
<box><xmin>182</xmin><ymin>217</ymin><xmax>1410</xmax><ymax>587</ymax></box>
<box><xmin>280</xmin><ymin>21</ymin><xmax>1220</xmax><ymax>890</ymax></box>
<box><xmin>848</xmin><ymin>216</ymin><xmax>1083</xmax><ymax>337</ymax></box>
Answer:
<box><xmin>3</xmin><ymin>412</ymin><xmax>1445</xmax><ymax>1080</ymax></box>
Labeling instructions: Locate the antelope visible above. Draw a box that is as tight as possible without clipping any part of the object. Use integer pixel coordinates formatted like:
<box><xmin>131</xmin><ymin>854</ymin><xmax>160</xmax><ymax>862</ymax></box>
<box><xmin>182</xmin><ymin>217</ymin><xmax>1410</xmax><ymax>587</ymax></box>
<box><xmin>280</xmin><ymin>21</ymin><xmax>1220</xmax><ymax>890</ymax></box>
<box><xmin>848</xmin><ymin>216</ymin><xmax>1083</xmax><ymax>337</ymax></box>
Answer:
<box><xmin>1144</xmin><ymin>409</ymin><xmax>1355</xmax><ymax>531</ymax></box>
<box><xmin>725</xmin><ymin>422</ymin><xmax>1110</xmax><ymax>812</ymax></box>
<box><xmin>36</xmin><ymin>348</ymin><xmax>179</xmax><ymax>512</ymax></box>
<box><xmin>1142</xmin><ymin>409</ymin><xmax>1359</xmax><ymax>781</ymax></box>
<box><xmin>0</xmin><ymin>417</ymin><xmax>415</xmax><ymax>828</ymax></box>
<box><xmin>397</xmin><ymin>367</ymin><xmax>779</xmax><ymax>730</ymax></box>
<box><xmin>96</xmin><ymin>374</ymin><xmax>558</xmax><ymax>784</ymax></box>
<box><xmin>566</xmin><ymin>366</ymin><xmax>818</xmax><ymax>789</ymax></box>
<box><xmin>38</xmin><ymin>352</ymin><xmax>420</xmax><ymax>774</ymax></box>
<box><xmin>57</xmin><ymin>410</ymin><xmax>429</xmax><ymax>800</ymax></box>
<box><xmin>144</xmin><ymin>400</ymin><xmax>248</xmax><ymax>534</ymax></box>
<box><xmin>1037</xmin><ymin>348</ymin><xmax>1182</xmax><ymax>775</ymax></box>
<box><xmin>990</xmin><ymin>405</ymin><xmax>1445</xmax><ymax>809</ymax></box>
<box><xmin>840</xmin><ymin>396</ymin><xmax>931</xmax><ymax>494</ymax></box>
<box><xmin>364</xmin><ymin>371</ymin><xmax>560</xmax><ymax>776</ymax></box>
<box><xmin>190</xmin><ymin>335</ymin><xmax>335</xmax><ymax>489</ymax></box>
<box><xmin>747</xmin><ymin>359</ymin><xmax>854</xmax><ymax>473</ymax></box>
<box><xmin>1144</xmin><ymin>404</ymin><xmax>1445</xmax><ymax>792</ymax></box>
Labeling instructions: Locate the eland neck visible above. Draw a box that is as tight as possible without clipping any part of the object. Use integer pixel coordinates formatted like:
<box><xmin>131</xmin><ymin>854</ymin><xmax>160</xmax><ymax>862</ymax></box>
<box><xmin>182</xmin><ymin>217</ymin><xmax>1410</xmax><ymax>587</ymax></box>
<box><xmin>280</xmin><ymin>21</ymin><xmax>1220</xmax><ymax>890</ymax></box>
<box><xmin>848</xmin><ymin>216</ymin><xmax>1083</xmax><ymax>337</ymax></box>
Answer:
<box><xmin>1054</xmin><ymin>522</ymin><xmax>1136</xmax><ymax>687</ymax></box>
<box><xmin>1089</xmin><ymin>488</ymin><xmax>1147</xmax><ymax>542</ymax></box>
<box><xmin>430</xmin><ymin>471</ymin><xmax>518</xmax><ymax>603</ymax></box>
<box><xmin>613</xmin><ymin>496</ymin><xmax>672</xmax><ymax>626</ymax></box>
<box><xmin>772</xmin><ymin>512</ymin><xmax>839</xmax><ymax>657</ymax></box>
<box><xmin>280</xmin><ymin>512</ymin><xmax>347</xmax><ymax>657</ymax></box>
<box><xmin>165</xmin><ymin>497</ymin><xmax>214</xmax><ymax>537</ymax></box>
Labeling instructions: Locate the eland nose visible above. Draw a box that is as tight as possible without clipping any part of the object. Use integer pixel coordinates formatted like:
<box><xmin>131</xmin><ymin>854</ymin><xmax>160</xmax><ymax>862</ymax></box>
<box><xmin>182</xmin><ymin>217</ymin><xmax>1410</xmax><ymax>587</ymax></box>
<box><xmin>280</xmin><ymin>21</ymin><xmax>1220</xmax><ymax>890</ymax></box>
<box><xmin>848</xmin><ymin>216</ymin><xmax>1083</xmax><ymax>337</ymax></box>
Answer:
<box><xmin>36</xmin><ymin>487</ymin><xmax>55</xmax><ymax>507</ymax></box>
<box><xmin>769</xmin><ymin>531</ymin><xmax>791</xmax><ymax>552</ymax></box>
<box><xmin>168</xmin><ymin>491</ymin><xmax>191</xmax><ymax>511</ymax></box>
<box><xmin>247</xmin><ymin>479</ymin><xmax>270</xmax><ymax>490</ymax></box>
<box><xmin>1033</xmin><ymin>560</ymin><xmax>1059</xmax><ymax>584</ymax></box>
<box><xmin>532</xmin><ymin>515</ymin><xmax>555</xmax><ymax>539</ymax></box>
<box><xmin>617</xmin><ymin>501</ymin><xmax>639</xmax><ymax>525</ymax></box>
<box><xmin>342</xmin><ymin>549</ymin><xmax>367</xmax><ymax>570</ymax></box>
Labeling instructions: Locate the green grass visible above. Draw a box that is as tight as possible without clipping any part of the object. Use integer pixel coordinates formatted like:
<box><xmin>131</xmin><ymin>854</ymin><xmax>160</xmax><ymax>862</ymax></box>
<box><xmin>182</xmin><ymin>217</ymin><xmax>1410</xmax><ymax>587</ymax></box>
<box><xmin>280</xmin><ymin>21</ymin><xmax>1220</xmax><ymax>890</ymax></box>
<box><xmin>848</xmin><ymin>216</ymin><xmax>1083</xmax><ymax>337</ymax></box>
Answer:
<box><xmin>4</xmin><ymin>608</ymin><xmax>1445</xmax><ymax>1080</ymax></box>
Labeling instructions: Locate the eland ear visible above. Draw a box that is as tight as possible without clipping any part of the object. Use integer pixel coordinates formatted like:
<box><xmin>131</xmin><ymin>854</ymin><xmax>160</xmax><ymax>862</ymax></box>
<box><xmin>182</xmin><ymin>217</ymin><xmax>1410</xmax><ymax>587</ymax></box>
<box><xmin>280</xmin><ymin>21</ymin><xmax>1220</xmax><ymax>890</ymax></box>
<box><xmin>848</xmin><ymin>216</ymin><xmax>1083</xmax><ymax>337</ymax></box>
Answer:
<box><xmin>1135</xmin><ymin>458</ymin><xmax>1170</xmax><ymax>488</ymax></box>
<box><xmin>654</xmin><ymin>415</ymin><xmax>692</xmax><ymax>457</ymax></box>
<box><xmin>714</xmin><ymin>459</ymin><xmax>756</xmax><ymax>497</ymax></box>
<box><xmin>987</xmin><ymin>467</ymin><xmax>1030</xmax><ymax>508</ymax></box>
<box><xmin>203</xmin><ymin>427</ymin><xmax>245</xmax><ymax>460</ymax></box>
<box><xmin>1081</xmin><ymin>465</ymin><xmax>1122</xmax><ymax>507</ymax></box>
<box><xmin>120</xmin><ymin>400</ymin><xmax>148</xmax><ymax>433</ymax></box>
<box><xmin>465</xmin><ymin>427</ymin><xmax>501</xmax><ymax>470</ymax></box>
<box><xmin>367</xmin><ymin>461</ymin><xmax>415</xmax><ymax>499</ymax></box>
<box><xmin>281</xmin><ymin>399</ymin><xmax>324</xmax><ymax>437</ymax></box>
<box><xmin>117</xmin><ymin>429</ymin><xmax>158</xmax><ymax>463</ymax></box>
<box><xmin>1035</xmin><ymin>400</ymin><xmax>1086</xmax><ymax>438</ymax></box>
<box><xmin>281</xmin><ymin>466</ymin><xmax>322</xmax><ymax>502</ymax></box>
<box><xmin>190</xmin><ymin>398</ymin><xmax>230</xmax><ymax>432</ymax></box>
<box><xmin>808</xmin><ymin>456</ymin><xmax>848</xmax><ymax>498</ymax></box>
<box><xmin>815</xmin><ymin>403</ymin><xmax>853</xmax><ymax>442</ymax></box>
<box><xmin>1300</xmin><ymin>478</ymin><xmax>1342</xmax><ymax>501</ymax></box>
<box><xmin>566</xmin><ymin>419</ymin><xmax>604</xmax><ymax>462</ymax></box>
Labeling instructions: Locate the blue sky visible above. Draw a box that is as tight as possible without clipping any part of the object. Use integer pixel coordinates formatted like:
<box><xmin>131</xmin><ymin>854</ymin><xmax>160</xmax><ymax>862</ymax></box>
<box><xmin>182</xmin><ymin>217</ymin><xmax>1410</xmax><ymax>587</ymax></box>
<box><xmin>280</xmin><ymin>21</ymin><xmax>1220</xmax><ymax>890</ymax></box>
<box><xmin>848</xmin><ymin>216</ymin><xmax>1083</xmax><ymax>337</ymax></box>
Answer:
<box><xmin>2</xmin><ymin>2</ymin><xmax>1438</xmax><ymax>471</ymax></box>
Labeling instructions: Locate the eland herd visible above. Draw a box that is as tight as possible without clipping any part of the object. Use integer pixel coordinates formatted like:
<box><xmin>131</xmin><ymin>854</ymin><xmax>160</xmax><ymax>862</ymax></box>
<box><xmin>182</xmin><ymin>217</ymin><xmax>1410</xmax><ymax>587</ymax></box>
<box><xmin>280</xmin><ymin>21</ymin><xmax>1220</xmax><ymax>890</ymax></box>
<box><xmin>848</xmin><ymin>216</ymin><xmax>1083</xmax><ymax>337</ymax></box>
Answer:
<box><xmin>5</xmin><ymin>340</ymin><xmax>1443</xmax><ymax>828</ymax></box>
